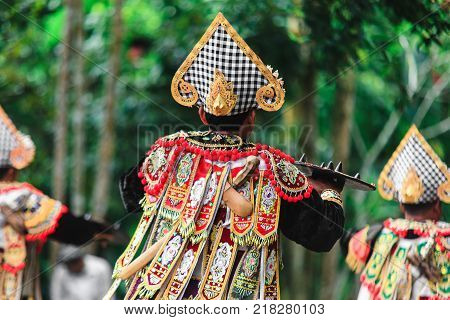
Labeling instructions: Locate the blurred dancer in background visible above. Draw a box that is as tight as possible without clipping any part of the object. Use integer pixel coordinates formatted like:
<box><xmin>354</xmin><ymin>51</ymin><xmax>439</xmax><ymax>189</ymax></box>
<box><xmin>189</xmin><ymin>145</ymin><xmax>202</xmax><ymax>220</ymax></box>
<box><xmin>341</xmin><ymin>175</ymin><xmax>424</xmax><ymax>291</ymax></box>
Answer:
<box><xmin>341</xmin><ymin>125</ymin><xmax>449</xmax><ymax>300</ymax></box>
<box><xmin>0</xmin><ymin>105</ymin><xmax>112</xmax><ymax>299</ymax></box>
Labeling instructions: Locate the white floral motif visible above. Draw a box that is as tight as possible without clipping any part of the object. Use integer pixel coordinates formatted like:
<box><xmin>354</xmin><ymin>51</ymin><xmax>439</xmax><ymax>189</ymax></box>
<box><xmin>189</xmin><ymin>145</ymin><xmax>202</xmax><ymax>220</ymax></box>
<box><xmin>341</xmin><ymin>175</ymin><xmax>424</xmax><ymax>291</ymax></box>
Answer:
<box><xmin>149</xmin><ymin>147</ymin><xmax>167</xmax><ymax>175</ymax></box>
<box><xmin>276</xmin><ymin>160</ymin><xmax>300</xmax><ymax>184</ymax></box>
<box><xmin>160</xmin><ymin>235</ymin><xmax>182</xmax><ymax>266</ymax></box>
<box><xmin>189</xmin><ymin>178</ymin><xmax>206</xmax><ymax>208</ymax></box>
<box><xmin>261</xmin><ymin>184</ymin><xmax>276</xmax><ymax>212</ymax></box>
<box><xmin>175</xmin><ymin>249</ymin><xmax>195</xmax><ymax>282</ymax></box>
<box><xmin>210</xmin><ymin>242</ymin><xmax>232</xmax><ymax>282</ymax></box>
<box><xmin>265</xmin><ymin>250</ymin><xmax>276</xmax><ymax>285</ymax></box>
<box><xmin>203</xmin><ymin>173</ymin><xmax>218</xmax><ymax>205</ymax></box>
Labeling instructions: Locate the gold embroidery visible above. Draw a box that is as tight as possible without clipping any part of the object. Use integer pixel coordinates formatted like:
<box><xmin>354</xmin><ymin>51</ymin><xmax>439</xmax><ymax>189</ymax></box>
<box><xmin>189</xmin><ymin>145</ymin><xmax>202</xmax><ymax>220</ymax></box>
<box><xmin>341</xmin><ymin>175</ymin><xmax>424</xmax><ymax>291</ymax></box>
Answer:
<box><xmin>173</xmin><ymin>79</ymin><xmax>199</xmax><ymax>107</ymax></box>
<box><xmin>206</xmin><ymin>69</ymin><xmax>238</xmax><ymax>116</ymax></box>
<box><xmin>400</xmin><ymin>168</ymin><xmax>424</xmax><ymax>204</ymax></box>
<box><xmin>437</xmin><ymin>180</ymin><xmax>450</xmax><ymax>203</ymax></box>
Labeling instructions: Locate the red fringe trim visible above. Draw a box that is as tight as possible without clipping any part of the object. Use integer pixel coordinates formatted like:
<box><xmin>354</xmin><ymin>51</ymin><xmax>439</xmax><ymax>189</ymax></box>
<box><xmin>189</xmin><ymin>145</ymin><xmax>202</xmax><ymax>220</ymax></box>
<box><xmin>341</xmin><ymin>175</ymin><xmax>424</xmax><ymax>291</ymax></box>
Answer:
<box><xmin>2</xmin><ymin>262</ymin><xmax>26</xmax><ymax>274</ymax></box>
<box><xmin>139</xmin><ymin>137</ymin><xmax>311</xmax><ymax>203</ymax></box>
<box><xmin>25</xmin><ymin>205</ymin><xmax>68</xmax><ymax>242</ymax></box>
<box><xmin>384</xmin><ymin>219</ymin><xmax>430</xmax><ymax>238</ymax></box>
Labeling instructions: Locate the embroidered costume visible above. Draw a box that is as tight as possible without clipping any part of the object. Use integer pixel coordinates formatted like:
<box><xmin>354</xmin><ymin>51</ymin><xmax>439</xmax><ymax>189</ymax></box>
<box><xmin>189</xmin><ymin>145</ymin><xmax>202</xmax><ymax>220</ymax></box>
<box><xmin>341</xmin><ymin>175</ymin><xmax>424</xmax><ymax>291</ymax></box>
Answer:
<box><xmin>0</xmin><ymin>105</ymin><xmax>107</xmax><ymax>299</ymax></box>
<box><xmin>106</xmin><ymin>13</ymin><xmax>344</xmax><ymax>300</ymax></box>
<box><xmin>342</xmin><ymin>125</ymin><xmax>450</xmax><ymax>300</ymax></box>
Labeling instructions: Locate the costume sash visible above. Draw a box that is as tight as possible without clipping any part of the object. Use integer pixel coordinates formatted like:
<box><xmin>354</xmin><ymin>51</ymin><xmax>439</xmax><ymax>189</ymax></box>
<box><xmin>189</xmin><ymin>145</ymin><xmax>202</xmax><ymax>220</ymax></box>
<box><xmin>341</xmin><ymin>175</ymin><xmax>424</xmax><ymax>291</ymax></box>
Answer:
<box><xmin>161</xmin><ymin>240</ymin><xmax>207</xmax><ymax>300</ymax></box>
<box><xmin>261</xmin><ymin>241</ymin><xmax>280</xmax><ymax>300</ymax></box>
<box><xmin>230</xmin><ymin>180</ymin><xmax>254</xmax><ymax>246</ymax></box>
<box><xmin>361</xmin><ymin>229</ymin><xmax>398</xmax><ymax>297</ymax></box>
<box><xmin>253</xmin><ymin>172</ymin><xmax>281</xmax><ymax>247</ymax></box>
<box><xmin>160</xmin><ymin>152</ymin><xmax>201</xmax><ymax>221</ymax></box>
<box><xmin>379</xmin><ymin>244</ymin><xmax>411</xmax><ymax>300</ymax></box>
<box><xmin>179</xmin><ymin>162</ymin><xmax>211</xmax><ymax>237</ymax></box>
<box><xmin>228</xmin><ymin>246</ymin><xmax>260</xmax><ymax>300</ymax></box>
<box><xmin>191</xmin><ymin>165</ymin><xmax>229</xmax><ymax>244</ymax></box>
<box><xmin>1</xmin><ymin>225</ymin><xmax>26</xmax><ymax>300</ymax></box>
<box><xmin>197</xmin><ymin>224</ymin><xmax>237</xmax><ymax>300</ymax></box>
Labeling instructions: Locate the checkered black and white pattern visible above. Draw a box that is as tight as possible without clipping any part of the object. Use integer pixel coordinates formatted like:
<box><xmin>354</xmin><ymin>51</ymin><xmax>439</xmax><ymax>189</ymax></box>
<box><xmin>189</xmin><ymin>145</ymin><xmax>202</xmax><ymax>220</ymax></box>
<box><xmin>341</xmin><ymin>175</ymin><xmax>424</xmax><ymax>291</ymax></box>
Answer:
<box><xmin>181</xmin><ymin>25</ymin><xmax>269</xmax><ymax>115</ymax></box>
<box><xmin>0</xmin><ymin>119</ymin><xmax>19</xmax><ymax>168</ymax></box>
<box><xmin>386</xmin><ymin>133</ymin><xmax>447</xmax><ymax>203</ymax></box>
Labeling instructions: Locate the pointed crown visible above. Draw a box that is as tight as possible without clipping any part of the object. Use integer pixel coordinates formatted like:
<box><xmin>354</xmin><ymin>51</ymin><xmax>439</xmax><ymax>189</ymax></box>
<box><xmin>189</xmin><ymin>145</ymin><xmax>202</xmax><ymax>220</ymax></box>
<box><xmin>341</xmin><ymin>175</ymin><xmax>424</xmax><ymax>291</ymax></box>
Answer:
<box><xmin>171</xmin><ymin>13</ymin><xmax>285</xmax><ymax>116</ymax></box>
<box><xmin>0</xmin><ymin>105</ymin><xmax>35</xmax><ymax>170</ymax></box>
<box><xmin>378</xmin><ymin>125</ymin><xmax>449</xmax><ymax>204</ymax></box>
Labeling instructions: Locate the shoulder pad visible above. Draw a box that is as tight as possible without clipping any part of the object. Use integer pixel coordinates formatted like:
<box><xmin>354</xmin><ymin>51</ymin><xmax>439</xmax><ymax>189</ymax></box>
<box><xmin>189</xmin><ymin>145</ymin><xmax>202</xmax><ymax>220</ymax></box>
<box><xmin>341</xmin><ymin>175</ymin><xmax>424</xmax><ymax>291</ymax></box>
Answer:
<box><xmin>260</xmin><ymin>149</ymin><xmax>311</xmax><ymax>202</ymax></box>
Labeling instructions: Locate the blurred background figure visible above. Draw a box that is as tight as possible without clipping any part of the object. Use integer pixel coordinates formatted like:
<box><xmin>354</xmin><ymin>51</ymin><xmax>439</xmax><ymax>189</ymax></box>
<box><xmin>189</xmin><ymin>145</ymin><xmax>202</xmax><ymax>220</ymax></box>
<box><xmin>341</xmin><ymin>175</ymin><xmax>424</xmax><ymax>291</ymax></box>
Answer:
<box><xmin>50</xmin><ymin>245</ymin><xmax>112</xmax><ymax>300</ymax></box>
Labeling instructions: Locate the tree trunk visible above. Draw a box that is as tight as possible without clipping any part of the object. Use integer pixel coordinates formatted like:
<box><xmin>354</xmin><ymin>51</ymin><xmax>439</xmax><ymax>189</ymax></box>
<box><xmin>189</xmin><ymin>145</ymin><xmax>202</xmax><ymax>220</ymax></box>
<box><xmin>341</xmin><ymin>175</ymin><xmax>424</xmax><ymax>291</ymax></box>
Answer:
<box><xmin>92</xmin><ymin>0</ymin><xmax>123</xmax><ymax>219</ymax></box>
<box><xmin>320</xmin><ymin>70</ymin><xmax>356</xmax><ymax>299</ymax></box>
<box><xmin>282</xmin><ymin>44</ymin><xmax>318</xmax><ymax>299</ymax></box>
<box><xmin>71</xmin><ymin>0</ymin><xmax>86</xmax><ymax>217</ymax></box>
<box><xmin>52</xmin><ymin>0</ymin><xmax>75</xmax><ymax>202</ymax></box>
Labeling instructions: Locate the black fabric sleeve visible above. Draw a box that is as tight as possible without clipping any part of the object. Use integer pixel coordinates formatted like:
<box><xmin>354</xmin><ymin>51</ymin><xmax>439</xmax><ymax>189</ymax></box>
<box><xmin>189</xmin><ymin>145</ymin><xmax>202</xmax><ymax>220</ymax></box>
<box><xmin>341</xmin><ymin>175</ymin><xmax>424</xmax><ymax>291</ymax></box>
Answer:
<box><xmin>339</xmin><ymin>228</ymin><xmax>358</xmax><ymax>258</ymax></box>
<box><xmin>119</xmin><ymin>160</ymin><xmax>145</xmax><ymax>214</ymax></box>
<box><xmin>49</xmin><ymin>212</ymin><xmax>106</xmax><ymax>245</ymax></box>
<box><xmin>279</xmin><ymin>189</ymin><xmax>345</xmax><ymax>252</ymax></box>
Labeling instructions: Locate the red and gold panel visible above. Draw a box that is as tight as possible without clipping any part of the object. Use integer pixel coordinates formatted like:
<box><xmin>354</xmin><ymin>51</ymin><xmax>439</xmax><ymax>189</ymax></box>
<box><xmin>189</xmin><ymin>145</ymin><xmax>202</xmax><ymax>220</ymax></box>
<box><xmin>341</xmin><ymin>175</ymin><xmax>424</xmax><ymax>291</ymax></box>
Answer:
<box><xmin>192</xmin><ymin>165</ymin><xmax>229</xmax><ymax>243</ymax></box>
<box><xmin>179</xmin><ymin>160</ymin><xmax>211</xmax><ymax>237</ymax></box>
<box><xmin>252</xmin><ymin>171</ymin><xmax>281</xmax><ymax>247</ymax></box>
<box><xmin>159</xmin><ymin>152</ymin><xmax>201</xmax><ymax>221</ymax></box>
<box><xmin>230</xmin><ymin>179</ymin><xmax>254</xmax><ymax>246</ymax></box>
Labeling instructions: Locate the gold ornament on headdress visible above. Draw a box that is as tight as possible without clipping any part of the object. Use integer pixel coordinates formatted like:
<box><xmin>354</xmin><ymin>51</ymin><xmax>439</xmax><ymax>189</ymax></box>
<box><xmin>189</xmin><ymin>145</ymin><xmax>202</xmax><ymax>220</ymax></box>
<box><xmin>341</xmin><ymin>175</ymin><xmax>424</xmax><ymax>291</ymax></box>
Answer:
<box><xmin>206</xmin><ymin>70</ymin><xmax>238</xmax><ymax>116</ymax></box>
<box><xmin>400</xmin><ymin>168</ymin><xmax>424</xmax><ymax>204</ymax></box>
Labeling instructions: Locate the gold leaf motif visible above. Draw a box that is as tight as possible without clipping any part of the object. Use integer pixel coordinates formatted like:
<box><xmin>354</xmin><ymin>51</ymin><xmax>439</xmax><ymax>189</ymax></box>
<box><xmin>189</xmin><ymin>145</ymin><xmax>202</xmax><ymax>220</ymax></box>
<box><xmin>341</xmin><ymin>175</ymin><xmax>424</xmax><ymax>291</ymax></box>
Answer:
<box><xmin>171</xmin><ymin>79</ymin><xmax>199</xmax><ymax>107</ymax></box>
<box><xmin>206</xmin><ymin>70</ymin><xmax>238</xmax><ymax>116</ymax></box>
<box><xmin>400</xmin><ymin>168</ymin><xmax>424</xmax><ymax>203</ymax></box>
<box><xmin>437</xmin><ymin>178</ymin><xmax>450</xmax><ymax>203</ymax></box>
<box><xmin>256</xmin><ymin>84</ymin><xmax>284</xmax><ymax>111</ymax></box>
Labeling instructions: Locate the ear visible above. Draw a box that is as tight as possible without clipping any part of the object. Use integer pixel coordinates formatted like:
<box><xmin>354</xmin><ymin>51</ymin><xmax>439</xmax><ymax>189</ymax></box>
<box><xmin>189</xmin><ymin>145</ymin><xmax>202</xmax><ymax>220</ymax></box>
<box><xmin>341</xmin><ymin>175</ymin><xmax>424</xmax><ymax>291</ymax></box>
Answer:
<box><xmin>248</xmin><ymin>110</ymin><xmax>256</xmax><ymax>123</ymax></box>
<box><xmin>198</xmin><ymin>107</ymin><xmax>209</xmax><ymax>125</ymax></box>
<box><xmin>433</xmin><ymin>200</ymin><xmax>441</xmax><ymax>213</ymax></box>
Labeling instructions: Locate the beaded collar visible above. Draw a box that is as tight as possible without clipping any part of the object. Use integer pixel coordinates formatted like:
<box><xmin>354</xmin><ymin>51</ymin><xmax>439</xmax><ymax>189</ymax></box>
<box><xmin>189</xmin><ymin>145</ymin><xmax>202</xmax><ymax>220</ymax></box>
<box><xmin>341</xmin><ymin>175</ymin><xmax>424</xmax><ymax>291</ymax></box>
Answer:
<box><xmin>384</xmin><ymin>218</ymin><xmax>450</xmax><ymax>238</ymax></box>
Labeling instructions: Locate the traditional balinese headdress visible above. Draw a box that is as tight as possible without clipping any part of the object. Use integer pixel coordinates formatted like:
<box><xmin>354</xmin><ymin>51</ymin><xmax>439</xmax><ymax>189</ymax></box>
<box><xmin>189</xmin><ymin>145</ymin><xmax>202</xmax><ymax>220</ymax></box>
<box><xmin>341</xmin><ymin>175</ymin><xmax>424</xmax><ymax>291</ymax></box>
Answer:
<box><xmin>378</xmin><ymin>125</ymin><xmax>449</xmax><ymax>204</ymax></box>
<box><xmin>171</xmin><ymin>12</ymin><xmax>285</xmax><ymax>116</ymax></box>
<box><xmin>0</xmin><ymin>105</ymin><xmax>35</xmax><ymax>170</ymax></box>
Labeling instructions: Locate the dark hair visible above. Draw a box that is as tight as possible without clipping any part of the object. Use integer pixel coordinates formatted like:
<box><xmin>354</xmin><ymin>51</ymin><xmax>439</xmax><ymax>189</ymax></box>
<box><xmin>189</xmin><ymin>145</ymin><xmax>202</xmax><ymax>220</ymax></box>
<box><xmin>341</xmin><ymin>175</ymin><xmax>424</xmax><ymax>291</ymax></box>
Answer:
<box><xmin>0</xmin><ymin>166</ymin><xmax>12</xmax><ymax>179</ymax></box>
<box><xmin>402</xmin><ymin>201</ymin><xmax>439</xmax><ymax>215</ymax></box>
<box><xmin>204</xmin><ymin>111</ymin><xmax>251</xmax><ymax>132</ymax></box>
